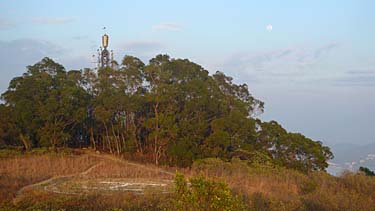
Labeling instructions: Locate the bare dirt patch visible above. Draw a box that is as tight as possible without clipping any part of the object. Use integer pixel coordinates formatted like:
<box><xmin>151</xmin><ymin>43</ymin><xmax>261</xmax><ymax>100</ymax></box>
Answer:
<box><xmin>42</xmin><ymin>178</ymin><xmax>173</xmax><ymax>195</ymax></box>
<box><xmin>10</xmin><ymin>150</ymin><xmax>176</xmax><ymax>204</ymax></box>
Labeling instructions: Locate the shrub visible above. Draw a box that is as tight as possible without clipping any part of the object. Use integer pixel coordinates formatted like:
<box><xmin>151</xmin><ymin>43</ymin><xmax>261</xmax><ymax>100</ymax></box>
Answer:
<box><xmin>173</xmin><ymin>172</ymin><xmax>246</xmax><ymax>211</ymax></box>
<box><xmin>299</xmin><ymin>179</ymin><xmax>318</xmax><ymax>194</ymax></box>
<box><xmin>250</xmin><ymin>192</ymin><xmax>271</xmax><ymax>211</ymax></box>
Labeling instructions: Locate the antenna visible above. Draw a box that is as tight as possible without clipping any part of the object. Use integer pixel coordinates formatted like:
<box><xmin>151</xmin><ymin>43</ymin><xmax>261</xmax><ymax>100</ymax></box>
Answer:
<box><xmin>111</xmin><ymin>50</ymin><xmax>115</xmax><ymax>69</ymax></box>
<box><xmin>92</xmin><ymin>27</ymin><xmax>114</xmax><ymax>69</ymax></box>
<box><xmin>97</xmin><ymin>49</ymin><xmax>101</xmax><ymax>69</ymax></box>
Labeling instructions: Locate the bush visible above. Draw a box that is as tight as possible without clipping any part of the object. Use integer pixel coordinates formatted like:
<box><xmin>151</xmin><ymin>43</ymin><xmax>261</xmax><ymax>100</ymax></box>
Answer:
<box><xmin>299</xmin><ymin>179</ymin><xmax>318</xmax><ymax>194</ymax></box>
<box><xmin>173</xmin><ymin>172</ymin><xmax>246</xmax><ymax>211</ymax></box>
<box><xmin>250</xmin><ymin>192</ymin><xmax>271</xmax><ymax>211</ymax></box>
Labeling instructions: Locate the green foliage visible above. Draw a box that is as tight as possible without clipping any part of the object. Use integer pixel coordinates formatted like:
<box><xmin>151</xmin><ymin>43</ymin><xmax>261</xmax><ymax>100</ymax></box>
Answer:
<box><xmin>300</xmin><ymin>179</ymin><xmax>318</xmax><ymax>194</ymax></box>
<box><xmin>0</xmin><ymin>55</ymin><xmax>333</xmax><ymax>172</ymax></box>
<box><xmin>173</xmin><ymin>172</ymin><xmax>246</xmax><ymax>211</ymax></box>
<box><xmin>1</xmin><ymin>58</ymin><xmax>89</xmax><ymax>149</ymax></box>
<box><xmin>0</xmin><ymin>105</ymin><xmax>20</xmax><ymax>148</ymax></box>
<box><xmin>256</xmin><ymin>121</ymin><xmax>334</xmax><ymax>172</ymax></box>
<box><xmin>250</xmin><ymin>192</ymin><xmax>271</xmax><ymax>211</ymax></box>
<box><xmin>359</xmin><ymin>166</ymin><xmax>375</xmax><ymax>176</ymax></box>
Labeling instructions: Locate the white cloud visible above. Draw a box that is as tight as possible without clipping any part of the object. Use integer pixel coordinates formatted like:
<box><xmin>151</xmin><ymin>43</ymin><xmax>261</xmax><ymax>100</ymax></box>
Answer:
<box><xmin>219</xmin><ymin>43</ymin><xmax>341</xmax><ymax>84</ymax></box>
<box><xmin>32</xmin><ymin>17</ymin><xmax>74</xmax><ymax>25</ymax></box>
<box><xmin>266</xmin><ymin>24</ymin><xmax>272</xmax><ymax>31</ymax></box>
<box><xmin>152</xmin><ymin>22</ymin><xmax>182</xmax><ymax>32</ymax></box>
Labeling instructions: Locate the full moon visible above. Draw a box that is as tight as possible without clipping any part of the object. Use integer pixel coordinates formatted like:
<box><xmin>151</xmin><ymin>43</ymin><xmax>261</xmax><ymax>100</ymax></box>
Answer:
<box><xmin>266</xmin><ymin>24</ymin><xmax>273</xmax><ymax>31</ymax></box>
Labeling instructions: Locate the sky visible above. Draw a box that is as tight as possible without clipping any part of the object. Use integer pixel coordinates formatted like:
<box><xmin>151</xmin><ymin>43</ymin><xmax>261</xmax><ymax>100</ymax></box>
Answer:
<box><xmin>0</xmin><ymin>0</ymin><xmax>374</xmax><ymax>147</ymax></box>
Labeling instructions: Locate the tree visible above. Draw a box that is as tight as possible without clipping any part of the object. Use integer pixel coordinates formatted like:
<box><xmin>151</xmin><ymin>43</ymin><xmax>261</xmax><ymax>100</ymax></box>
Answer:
<box><xmin>37</xmin><ymin>69</ymin><xmax>90</xmax><ymax>147</ymax></box>
<box><xmin>1</xmin><ymin>57</ymin><xmax>63</xmax><ymax>149</ymax></box>
<box><xmin>204</xmin><ymin>110</ymin><xmax>257</xmax><ymax>159</ymax></box>
<box><xmin>143</xmin><ymin>55</ymin><xmax>177</xmax><ymax>165</ymax></box>
<box><xmin>1</xmin><ymin>58</ymin><xmax>89</xmax><ymax>148</ymax></box>
<box><xmin>0</xmin><ymin>55</ymin><xmax>333</xmax><ymax>172</ymax></box>
<box><xmin>359</xmin><ymin>166</ymin><xmax>375</xmax><ymax>176</ymax></box>
<box><xmin>0</xmin><ymin>105</ymin><xmax>20</xmax><ymax>148</ymax></box>
<box><xmin>256</xmin><ymin>121</ymin><xmax>333</xmax><ymax>171</ymax></box>
<box><xmin>212</xmin><ymin>71</ymin><xmax>264</xmax><ymax>117</ymax></box>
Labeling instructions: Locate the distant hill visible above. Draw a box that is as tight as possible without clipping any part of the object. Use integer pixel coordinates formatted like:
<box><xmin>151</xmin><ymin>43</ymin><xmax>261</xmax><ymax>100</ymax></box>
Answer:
<box><xmin>328</xmin><ymin>142</ymin><xmax>375</xmax><ymax>175</ymax></box>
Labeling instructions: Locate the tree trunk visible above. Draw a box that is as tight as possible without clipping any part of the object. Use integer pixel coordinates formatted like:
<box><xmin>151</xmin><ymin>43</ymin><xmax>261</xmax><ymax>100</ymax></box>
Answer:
<box><xmin>103</xmin><ymin>123</ymin><xmax>112</xmax><ymax>153</ymax></box>
<box><xmin>90</xmin><ymin>127</ymin><xmax>96</xmax><ymax>150</ymax></box>
<box><xmin>19</xmin><ymin>134</ymin><xmax>31</xmax><ymax>151</ymax></box>
<box><xmin>111</xmin><ymin>123</ymin><xmax>120</xmax><ymax>155</ymax></box>
<box><xmin>154</xmin><ymin>102</ymin><xmax>159</xmax><ymax>165</ymax></box>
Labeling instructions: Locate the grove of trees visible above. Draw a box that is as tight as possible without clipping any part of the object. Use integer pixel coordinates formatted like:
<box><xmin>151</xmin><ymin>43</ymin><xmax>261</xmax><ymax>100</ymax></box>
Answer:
<box><xmin>0</xmin><ymin>55</ymin><xmax>333</xmax><ymax>171</ymax></box>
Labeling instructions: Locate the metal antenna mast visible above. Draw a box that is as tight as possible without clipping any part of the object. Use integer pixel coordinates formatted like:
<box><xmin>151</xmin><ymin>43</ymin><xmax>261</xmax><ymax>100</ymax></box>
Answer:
<box><xmin>97</xmin><ymin>27</ymin><xmax>113</xmax><ymax>68</ymax></box>
<box><xmin>92</xmin><ymin>27</ymin><xmax>117</xmax><ymax>71</ymax></box>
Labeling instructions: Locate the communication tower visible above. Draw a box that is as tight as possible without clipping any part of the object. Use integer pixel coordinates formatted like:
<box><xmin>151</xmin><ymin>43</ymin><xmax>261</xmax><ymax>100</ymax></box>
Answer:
<box><xmin>96</xmin><ymin>27</ymin><xmax>115</xmax><ymax>69</ymax></box>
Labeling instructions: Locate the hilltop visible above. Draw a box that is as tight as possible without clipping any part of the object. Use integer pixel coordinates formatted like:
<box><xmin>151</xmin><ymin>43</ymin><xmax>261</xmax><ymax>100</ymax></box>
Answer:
<box><xmin>0</xmin><ymin>55</ymin><xmax>332</xmax><ymax>172</ymax></box>
<box><xmin>0</xmin><ymin>55</ymin><xmax>374</xmax><ymax>210</ymax></box>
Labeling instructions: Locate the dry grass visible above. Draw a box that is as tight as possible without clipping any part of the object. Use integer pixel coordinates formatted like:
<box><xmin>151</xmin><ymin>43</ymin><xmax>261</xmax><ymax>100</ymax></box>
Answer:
<box><xmin>82</xmin><ymin>160</ymin><xmax>172</xmax><ymax>179</ymax></box>
<box><xmin>0</xmin><ymin>152</ymin><xmax>101</xmax><ymax>202</ymax></box>
<box><xmin>191</xmin><ymin>158</ymin><xmax>375</xmax><ymax>211</ymax></box>
<box><xmin>2</xmin><ymin>150</ymin><xmax>375</xmax><ymax>211</ymax></box>
<box><xmin>7</xmin><ymin>189</ymin><xmax>172</xmax><ymax>211</ymax></box>
<box><xmin>0</xmin><ymin>149</ymin><xmax>176</xmax><ymax>204</ymax></box>
<box><xmin>191</xmin><ymin>158</ymin><xmax>305</xmax><ymax>209</ymax></box>
<box><xmin>81</xmin><ymin>153</ymin><xmax>175</xmax><ymax>180</ymax></box>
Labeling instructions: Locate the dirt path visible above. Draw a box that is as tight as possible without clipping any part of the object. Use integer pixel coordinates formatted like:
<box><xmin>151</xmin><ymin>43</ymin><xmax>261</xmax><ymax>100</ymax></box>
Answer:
<box><xmin>13</xmin><ymin>151</ymin><xmax>175</xmax><ymax>204</ymax></box>
<box><xmin>13</xmin><ymin>161</ymin><xmax>103</xmax><ymax>203</ymax></box>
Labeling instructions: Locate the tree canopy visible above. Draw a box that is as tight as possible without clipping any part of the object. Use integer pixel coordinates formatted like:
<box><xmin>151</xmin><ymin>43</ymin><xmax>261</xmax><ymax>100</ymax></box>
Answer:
<box><xmin>0</xmin><ymin>55</ymin><xmax>333</xmax><ymax>172</ymax></box>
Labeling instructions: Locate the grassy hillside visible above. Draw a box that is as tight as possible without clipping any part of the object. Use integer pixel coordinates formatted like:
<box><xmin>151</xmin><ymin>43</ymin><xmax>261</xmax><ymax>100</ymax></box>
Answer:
<box><xmin>0</xmin><ymin>149</ymin><xmax>374</xmax><ymax>211</ymax></box>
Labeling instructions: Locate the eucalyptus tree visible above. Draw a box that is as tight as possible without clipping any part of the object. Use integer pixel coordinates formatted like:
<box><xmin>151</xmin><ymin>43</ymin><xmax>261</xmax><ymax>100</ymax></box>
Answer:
<box><xmin>0</xmin><ymin>104</ymin><xmax>19</xmax><ymax>148</ymax></box>
<box><xmin>1</xmin><ymin>58</ymin><xmax>64</xmax><ymax>149</ymax></box>
<box><xmin>256</xmin><ymin>121</ymin><xmax>334</xmax><ymax>171</ymax></box>
<box><xmin>37</xmin><ymin>69</ymin><xmax>90</xmax><ymax>148</ymax></box>
<box><xmin>118</xmin><ymin>56</ymin><xmax>146</xmax><ymax>153</ymax></box>
<box><xmin>1</xmin><ymin>57</ymin><xmax>89</xmax><ymax>148</ymax></box>
<box><xmin>143</xmin><ymin>55</ymin><xmax>178</xmax><ymax>165</ymax></box>
<box><xmin>0</xmin><ymin>55</ymin><xmax>334</xmax><ymax>172</ymax></box>
<box><xmin>163</xmin><ymin>58</ymin><xmax>211</xmax><ymax>166</ymax></box>
<box><xmin>93</xmin><ymin>56</ymin><xmax>146</xmax><ymax>154</ymax></box>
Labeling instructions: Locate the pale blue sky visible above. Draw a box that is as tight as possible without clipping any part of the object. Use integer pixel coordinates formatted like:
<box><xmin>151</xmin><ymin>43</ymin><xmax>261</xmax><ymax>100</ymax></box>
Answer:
<box><xmin>0</xmin><ymin>0</ymin><xmax>374</xmax><ymax>146</ymax></box>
